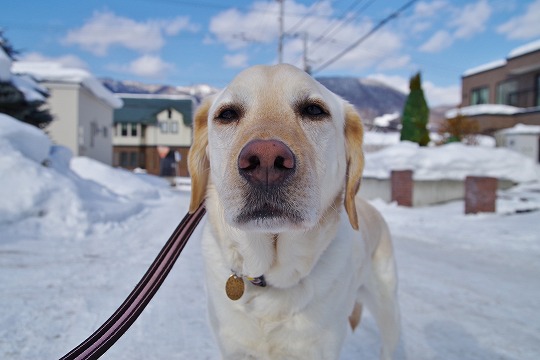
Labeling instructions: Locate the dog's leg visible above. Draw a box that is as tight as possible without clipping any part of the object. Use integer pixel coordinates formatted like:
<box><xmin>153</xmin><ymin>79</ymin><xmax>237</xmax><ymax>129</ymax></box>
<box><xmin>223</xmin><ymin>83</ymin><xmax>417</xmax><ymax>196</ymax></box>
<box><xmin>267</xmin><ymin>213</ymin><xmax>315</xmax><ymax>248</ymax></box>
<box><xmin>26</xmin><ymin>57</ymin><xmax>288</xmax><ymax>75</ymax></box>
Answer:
<box><xmin>363</xmin><ymin>236</ymin><xmax>400</xmax><ymax>360</ymax></box>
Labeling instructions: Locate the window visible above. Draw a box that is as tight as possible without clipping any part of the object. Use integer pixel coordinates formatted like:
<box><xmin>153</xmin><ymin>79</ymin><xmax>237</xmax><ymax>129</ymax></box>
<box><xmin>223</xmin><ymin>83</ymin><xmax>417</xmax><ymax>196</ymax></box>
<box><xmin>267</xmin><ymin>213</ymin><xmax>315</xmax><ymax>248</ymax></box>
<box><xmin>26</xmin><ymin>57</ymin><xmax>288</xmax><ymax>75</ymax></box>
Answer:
<box><xmin>470</xmin><ymin>87</ymin><xmax>489</xmax><ymax>105</ymax></box>
<box><xmin>167</xmin><ymin>109</ymin><xmax>172</xmax><ymax>119</ymax></box>
<box><xmin>170</xmin><ymin>121</ymin><xmax>178</xmax><ymax>133</ymax></box>
<box><xmin>130</xmin><ymin>152</ymin><xmax>138</xmax><ymax>167</ymax></box>
<box><xmin>119</xmin><ymin>152</ymin><xmax>129</xmax><ymax>166</ymax></box>
<box><xmin>103</xmin><ymin>126</ymin><xmax>108</xmax><ymax>138</ymax></box>
<box><xmin>121</xmin><ymin>123</ymin><xmax>128</xmax><ymax>136</ymax></box>
<box><xmin>497</xmin><ymin>80</ymin><xmax>517</xmax><ymax>106</ymax></box>
<box><xmin>160</xmin><ymin>122</ymin><xmax>168</xmax><ymax>133</ymax></box>
<box><xmin>131</xmin><ymin>123</ymin><xmax>138</xmax><ymax>137</ymax></box>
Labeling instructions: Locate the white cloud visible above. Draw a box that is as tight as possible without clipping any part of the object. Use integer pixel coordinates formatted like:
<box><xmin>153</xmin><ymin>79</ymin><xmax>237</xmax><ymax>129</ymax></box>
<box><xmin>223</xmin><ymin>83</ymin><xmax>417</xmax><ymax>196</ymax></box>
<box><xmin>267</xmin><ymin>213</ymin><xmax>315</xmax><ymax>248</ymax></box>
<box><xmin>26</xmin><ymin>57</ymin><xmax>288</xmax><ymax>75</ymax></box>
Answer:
<box><xmin>224</xmin><ymin>53</ymin><xmax>249</xmax><ymax>69</ymax></box>
<box><xmin>368</xmin><ymin>73</ymin><xmax>460</xmax><ymax>107</ymax></box>
<box><xmin>208</xmin><ymin>0</ymin><xmax>408</xmax><ymax>73</ymax></box>
<box><xmin>419</xmin><ymin>30</ymin><xmax>453</xmax><ymax>53</ymax></box>
<box><xmin>110</xmin><ymin>55</ymin><xmax>174</xmax><ymax>78</ymax></box>
<box><xmin>497</xmin><ymin>0</ymin><xmax>540</xmax><ymax>39</ymax></box>
<box><xmin>63</xmin><ymin>11</ymin><xmax>197</xmax><ymax>56</ymax></box>
<box><xmin>413</xmin><ymin>0</ymin><xmax>448</xmax><ymax>17</ymax></box>
<box><xmin>450</xmin><ymin>0</ymin><xmax>492</xmax><ymax>39</ymax></box>
<box><xmin>418</xmin><ymin>0</ymin><xmax>491</xmax><ymax>53</ymax></box>
<box><xmin>18</xmin><ymin>52</ymin><xmax>89</xmax><ymax>69</ymax></box>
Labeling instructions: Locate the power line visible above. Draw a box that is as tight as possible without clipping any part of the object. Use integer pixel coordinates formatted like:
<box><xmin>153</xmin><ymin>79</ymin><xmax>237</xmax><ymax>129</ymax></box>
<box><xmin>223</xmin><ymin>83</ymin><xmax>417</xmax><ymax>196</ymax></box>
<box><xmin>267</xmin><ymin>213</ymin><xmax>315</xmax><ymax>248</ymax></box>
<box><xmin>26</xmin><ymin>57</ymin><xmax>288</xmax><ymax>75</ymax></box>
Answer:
<box><xmin>310</xmin><ymin>0</ymin><xmax>376</xmax><ymax>54</ymax></box>
<box><xmin>285</xmin><ymin>0</ymin><xmax>326</xmax><ymax>35</ymax></box>
<box><xmin>312</xmin><ymin>0</ymin><xmax>418</xmax><ymax>74</ymax></box>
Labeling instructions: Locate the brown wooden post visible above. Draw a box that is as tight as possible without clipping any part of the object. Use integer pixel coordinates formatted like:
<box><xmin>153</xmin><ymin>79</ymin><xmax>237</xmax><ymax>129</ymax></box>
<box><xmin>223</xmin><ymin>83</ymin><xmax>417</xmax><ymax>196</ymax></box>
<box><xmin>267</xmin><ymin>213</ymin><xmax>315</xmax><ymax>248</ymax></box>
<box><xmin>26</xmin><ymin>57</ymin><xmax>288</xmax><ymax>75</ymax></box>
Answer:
<box><xmin>464</xmin><ymin>176</ymin><xmax>497</xmax><ymax>214</ymax></box>
<box><xmin>391</xmin><ymin>170</ymin><xmax>413</xmax><ymax>207</ymax></box>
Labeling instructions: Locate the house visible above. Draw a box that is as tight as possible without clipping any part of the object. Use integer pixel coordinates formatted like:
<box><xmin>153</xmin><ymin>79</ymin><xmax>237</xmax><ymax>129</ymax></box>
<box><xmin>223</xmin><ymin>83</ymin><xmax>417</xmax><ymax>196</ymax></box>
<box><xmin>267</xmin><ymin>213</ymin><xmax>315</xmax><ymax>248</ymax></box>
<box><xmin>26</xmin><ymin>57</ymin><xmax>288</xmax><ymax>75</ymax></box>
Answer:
<box><xmin>495</xmin><ymin>124</ymin><xmax>540</xmax><ymax>163</ymax></box>
<box><xmin>112</xmin><ymin>94</ymin><xmax>195</xmax><ymax>177</ymax></box>
<box><xmin>449</xmin><ymin>39</ymin><xmax>540</xmax><ymax>134</ymax></box>
<box><xmin>12</xmin><ymin>62</ymin><xmax>123</xmax><ymax>165</ymax></box>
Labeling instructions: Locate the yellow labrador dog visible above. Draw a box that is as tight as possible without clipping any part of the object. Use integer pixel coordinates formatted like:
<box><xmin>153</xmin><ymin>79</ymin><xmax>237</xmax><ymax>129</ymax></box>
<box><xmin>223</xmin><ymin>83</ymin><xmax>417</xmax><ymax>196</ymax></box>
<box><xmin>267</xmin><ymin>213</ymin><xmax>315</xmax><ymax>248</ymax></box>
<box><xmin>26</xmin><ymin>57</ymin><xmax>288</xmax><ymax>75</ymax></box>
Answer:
<box><xmin>188</xmin><ymin>64</ymin><xmax>399</xmax><ymax>360</ymax></box>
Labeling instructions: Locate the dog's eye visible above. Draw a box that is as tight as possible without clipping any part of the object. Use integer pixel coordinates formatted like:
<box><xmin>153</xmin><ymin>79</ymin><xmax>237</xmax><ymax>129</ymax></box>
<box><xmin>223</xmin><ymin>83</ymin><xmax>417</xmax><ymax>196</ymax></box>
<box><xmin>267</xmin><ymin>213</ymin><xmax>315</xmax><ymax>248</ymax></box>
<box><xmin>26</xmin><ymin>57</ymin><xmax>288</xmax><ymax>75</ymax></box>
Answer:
<box><xmin>305</xmin><ymin>105</ymin><xmax>324</xmax><ymax>116</ymax></box>
<box><xmin>216</xmin><ymin>109</ymin><xmax>239</xmax><ymax>122</ymax></box>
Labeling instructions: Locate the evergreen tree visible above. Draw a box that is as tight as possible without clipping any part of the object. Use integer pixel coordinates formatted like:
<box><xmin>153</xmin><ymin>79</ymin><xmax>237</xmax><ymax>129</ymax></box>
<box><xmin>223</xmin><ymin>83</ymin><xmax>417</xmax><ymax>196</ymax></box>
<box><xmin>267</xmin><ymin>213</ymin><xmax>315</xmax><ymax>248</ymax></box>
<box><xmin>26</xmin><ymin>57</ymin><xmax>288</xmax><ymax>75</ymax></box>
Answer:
<box><xmin>0</xmin><ymin>30</ymin><xmax>53</xmax><ymax>129</ymax></box>
<box><xmin>400</xmin><ymin>72</ymin><xmax>430</xmax><ymax>146</ymax></box>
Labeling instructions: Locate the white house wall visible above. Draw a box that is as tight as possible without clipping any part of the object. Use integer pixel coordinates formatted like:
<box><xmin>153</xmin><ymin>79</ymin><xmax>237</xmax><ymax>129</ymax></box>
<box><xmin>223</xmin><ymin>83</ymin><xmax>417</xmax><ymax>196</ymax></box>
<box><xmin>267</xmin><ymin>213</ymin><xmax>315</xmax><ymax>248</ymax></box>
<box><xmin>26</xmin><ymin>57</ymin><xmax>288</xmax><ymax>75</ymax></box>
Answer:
<box><xmin>43</xmin><ymin>82</ymin><xmax>79</xmax><ymax>155</ymax></box>
<box><xmin>77</xmin><ymin>86</ymin><xmax>114</xmax><ymax>165</ymax></box>
<box><xmin>145</xmin><ymin>108</ymin><xmax>192</xmax><ymax>146</ymax></box>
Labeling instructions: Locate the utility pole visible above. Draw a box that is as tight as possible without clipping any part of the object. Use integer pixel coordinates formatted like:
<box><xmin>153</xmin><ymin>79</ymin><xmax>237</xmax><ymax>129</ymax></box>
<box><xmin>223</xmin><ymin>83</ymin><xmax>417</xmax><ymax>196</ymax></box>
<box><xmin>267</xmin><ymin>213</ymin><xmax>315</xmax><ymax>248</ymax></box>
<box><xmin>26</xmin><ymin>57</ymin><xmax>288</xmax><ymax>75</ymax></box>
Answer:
<box><xmin>302</xmin><ymin>32</ymin><xmax>311</xmax><ymax>74</ymax></box>
<box><xmin>277</xmin><ymin>0</ymin><xmax>284</xmax><ymax>63</ymax></box>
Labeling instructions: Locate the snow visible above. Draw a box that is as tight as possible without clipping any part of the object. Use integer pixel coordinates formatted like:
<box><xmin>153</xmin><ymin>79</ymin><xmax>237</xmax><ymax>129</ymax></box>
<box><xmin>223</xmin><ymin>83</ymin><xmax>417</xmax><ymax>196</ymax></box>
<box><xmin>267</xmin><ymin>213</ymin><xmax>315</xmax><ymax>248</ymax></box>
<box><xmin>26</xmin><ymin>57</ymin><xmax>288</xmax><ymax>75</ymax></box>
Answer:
<box><xmin>508</xmin><ymin>38</ymin><xmax>540</xmax><ymax>59</ymax></box>
<box><xmin>445</xmin><ymin>104</ymin><xmax>525</xmax><ymax>118</ymax></box>
<box><xmin>497</xmin><ymin>123</ymin><xmax>540</xmax><ymax>135</ymax></box>
<box><xmin>364</xmin><ymin>141</ymin><xmax>540</xmax><ymax>182</ymax></box>
<box><xmin>10</xmin><ymin>74</ymin><xmax>48</xmax><ymax>103</ymax></box>
<box><xmin>1</xmin><ymin>114</ymin><xmax>540</xmax><ymax>359</ymax></box>
<box><xmin>12</xmin><ymin>61</ymin><xmax>123</xmax><ymax>109</ymax></box>
<box><xmin>462</xmin><ymin>59</ymin><xmax>506</xmax><ymax>77</ymax></box>
<box><xmin>373</xmin><ymin>111</ymin><xmax>400</xmax><ymax>127</ymax></box>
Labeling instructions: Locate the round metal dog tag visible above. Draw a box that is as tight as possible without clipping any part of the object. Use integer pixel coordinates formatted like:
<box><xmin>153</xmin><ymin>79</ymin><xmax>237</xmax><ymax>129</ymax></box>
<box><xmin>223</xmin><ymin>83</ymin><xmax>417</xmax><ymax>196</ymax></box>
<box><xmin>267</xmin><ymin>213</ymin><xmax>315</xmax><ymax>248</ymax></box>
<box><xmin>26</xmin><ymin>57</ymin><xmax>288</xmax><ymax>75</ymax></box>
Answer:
<box><xmin>225</xmin><ymin>274</ymin><xmax>245</xmax><ymax>301</ymax></box>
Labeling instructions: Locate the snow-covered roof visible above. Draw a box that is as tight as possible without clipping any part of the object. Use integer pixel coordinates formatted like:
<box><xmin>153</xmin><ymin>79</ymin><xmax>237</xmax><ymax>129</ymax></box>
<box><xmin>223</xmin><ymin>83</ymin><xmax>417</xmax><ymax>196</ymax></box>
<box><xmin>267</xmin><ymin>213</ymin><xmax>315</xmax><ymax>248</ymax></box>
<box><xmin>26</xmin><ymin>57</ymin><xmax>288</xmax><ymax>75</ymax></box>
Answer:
<box><xmin>508</xmin><ymin>38</ymin><xmax>540</xmax><ymax>59</ymax></box>
<box><xmin>463</xmin><ymin>39</ymin><xmax>540</xmax><ymax>77</ymax></box>
<box><xmin>496</xmin><ymin>123</ymin><xmax>540</xmax><ymax>135</ymax></box>
<box><xmin>462</xmin><ymin>59</ymin><xmax>506</xmax><ymax>77</ymax></box>
<box><xmin>118</xmin><ymin>93</ymin><xmax>195</xmax><ymax>101</ymax></box>
<box><xmin>373</xmin><ymin>112</ymin><xmax>400</xmax><ymax>127</ymax></box>
<box><xmin>445</xmin><ymin>104</ymin><xmax>524</xmax><ymax>119</ymax></box>
<box><xmin>12</xmin><ymin>61</ymin><xmax>123</xmax><ymax>109</ymax></box>
<box><xmin>0</xmin><ymin>47</ymin><xmax>12</xmax><ymax>81</ymax></box>
<box><xmin>11</xmin><ymin>74</ymin><xmax>48</xmax><ymax>103</ymax></box>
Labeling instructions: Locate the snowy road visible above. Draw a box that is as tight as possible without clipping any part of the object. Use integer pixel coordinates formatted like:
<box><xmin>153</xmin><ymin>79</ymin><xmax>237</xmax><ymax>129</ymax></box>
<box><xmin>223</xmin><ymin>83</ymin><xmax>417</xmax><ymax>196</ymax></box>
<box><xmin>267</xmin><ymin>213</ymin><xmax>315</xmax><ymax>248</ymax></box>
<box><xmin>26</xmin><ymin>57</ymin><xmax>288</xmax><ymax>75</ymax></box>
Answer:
<box><xmin>1</xmin><ymin>186</ymin><xmax>539</xmax><ymax>360</ymax></box>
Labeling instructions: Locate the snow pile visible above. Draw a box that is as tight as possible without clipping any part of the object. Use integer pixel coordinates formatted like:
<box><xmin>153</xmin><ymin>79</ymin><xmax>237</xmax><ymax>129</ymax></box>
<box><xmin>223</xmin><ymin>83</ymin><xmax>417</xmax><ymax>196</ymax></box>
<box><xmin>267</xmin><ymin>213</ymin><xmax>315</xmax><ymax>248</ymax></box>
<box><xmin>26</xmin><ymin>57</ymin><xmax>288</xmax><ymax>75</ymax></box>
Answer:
<box><xmin>0</xmin><ymin>114</ymin><xmax>169</xmax><ymax>234</ymax></box>
<box><xmin>71</xmin><ymin>157</ymin><xmax>161</xmax><ymax>200</ymax></box>
<box><xmin>364</xmin><ymin>141</ymin><xmax>540</xmax><ymax>183</ymax></box>
<box><xmin>12</xmin><ymin>61</ymin><xmax>123</xmax><ymax>108</ymax></box>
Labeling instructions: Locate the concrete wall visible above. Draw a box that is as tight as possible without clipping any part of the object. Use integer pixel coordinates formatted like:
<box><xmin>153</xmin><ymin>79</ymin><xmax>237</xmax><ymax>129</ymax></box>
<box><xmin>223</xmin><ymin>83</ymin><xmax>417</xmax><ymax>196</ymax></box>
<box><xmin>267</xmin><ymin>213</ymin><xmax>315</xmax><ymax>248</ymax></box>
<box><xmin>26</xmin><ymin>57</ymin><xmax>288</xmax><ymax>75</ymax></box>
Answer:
<box><xmin>360</xmin><ymin>176</ymin><xmax>514</xmax><ymax>206</ymax></box>
<box><xmin>496</xmin><ymin>133</ymin><xmax>540</xmax><ymax>162</ymax></box>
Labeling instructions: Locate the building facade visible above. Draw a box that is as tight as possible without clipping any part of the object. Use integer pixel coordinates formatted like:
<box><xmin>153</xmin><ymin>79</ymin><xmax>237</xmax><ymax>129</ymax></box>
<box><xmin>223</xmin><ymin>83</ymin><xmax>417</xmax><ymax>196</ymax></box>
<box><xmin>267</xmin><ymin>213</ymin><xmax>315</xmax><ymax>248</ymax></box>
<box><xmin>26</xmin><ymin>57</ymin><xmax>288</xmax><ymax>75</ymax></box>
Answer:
<box><xmin>12</xmin><ymin>62</ymin><xmax>122</xmax><ymax>165</ymax></box>
<box><xmin>112</xmin><ymin>94</ymin><xmax>195</xmax><ymax>177</ymax></box>
<box><xmin>455</xmin><ymin>39</ymin><xmax>540</xmax><ymax>134</ymax></box>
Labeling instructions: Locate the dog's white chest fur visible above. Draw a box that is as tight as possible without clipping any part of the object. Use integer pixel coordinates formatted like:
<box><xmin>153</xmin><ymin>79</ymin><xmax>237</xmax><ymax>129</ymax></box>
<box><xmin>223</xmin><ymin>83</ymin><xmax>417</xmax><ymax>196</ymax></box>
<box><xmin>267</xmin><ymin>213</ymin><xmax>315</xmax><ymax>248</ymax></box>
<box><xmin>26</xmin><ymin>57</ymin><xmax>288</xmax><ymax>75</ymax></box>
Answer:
<box><xmin>202</xmin><ymin>193</ymin><xmax>366</xmax><ymax>359</ymax></box>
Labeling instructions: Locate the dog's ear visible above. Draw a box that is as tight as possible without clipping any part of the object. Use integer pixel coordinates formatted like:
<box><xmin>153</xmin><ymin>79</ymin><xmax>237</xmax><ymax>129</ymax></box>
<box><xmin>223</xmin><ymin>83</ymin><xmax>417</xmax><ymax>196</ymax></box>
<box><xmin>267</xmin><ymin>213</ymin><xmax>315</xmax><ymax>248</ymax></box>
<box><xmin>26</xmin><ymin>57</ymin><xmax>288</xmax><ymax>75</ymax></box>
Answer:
<box><xmin>343</xmin><ymin>103</ymin><xmax>364</xmax><ymax>230</ymax></box>
<box><xmin>188</xmin><ymin>97</ymin><xmax>212</xmax><ymax>213</ymax></box>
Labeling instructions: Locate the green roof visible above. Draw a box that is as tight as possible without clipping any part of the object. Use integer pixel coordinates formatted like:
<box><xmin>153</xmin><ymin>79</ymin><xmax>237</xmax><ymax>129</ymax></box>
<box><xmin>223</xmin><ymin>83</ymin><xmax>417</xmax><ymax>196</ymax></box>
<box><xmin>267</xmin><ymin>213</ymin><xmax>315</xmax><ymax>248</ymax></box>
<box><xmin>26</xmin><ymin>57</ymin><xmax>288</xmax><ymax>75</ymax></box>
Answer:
<box><xmin>114</xmin><ymin>96</ymin><xmax>194</xmax><ymax>127</ymax></box>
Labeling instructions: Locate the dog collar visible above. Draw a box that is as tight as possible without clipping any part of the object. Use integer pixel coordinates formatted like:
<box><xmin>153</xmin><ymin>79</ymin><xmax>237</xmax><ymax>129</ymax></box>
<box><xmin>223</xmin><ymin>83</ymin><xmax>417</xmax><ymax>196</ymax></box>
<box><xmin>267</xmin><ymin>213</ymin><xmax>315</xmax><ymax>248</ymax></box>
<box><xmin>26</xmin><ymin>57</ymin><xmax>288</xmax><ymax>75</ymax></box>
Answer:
<box><xmin>225</xmin><ymin>272</ymin><xmax>266</xmax><ymax>301</ymax></box>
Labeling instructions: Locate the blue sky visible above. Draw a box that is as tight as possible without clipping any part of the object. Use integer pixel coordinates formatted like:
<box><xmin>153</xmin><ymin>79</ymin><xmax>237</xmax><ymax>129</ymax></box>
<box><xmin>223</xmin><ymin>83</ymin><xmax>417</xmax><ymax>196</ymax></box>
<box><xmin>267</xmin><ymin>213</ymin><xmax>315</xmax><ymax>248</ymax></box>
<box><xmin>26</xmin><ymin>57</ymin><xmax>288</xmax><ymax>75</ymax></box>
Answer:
<box><xmin>1</xmin><ymin>0</ymin><xmax>539</xmax><ymax>106</ymax></box>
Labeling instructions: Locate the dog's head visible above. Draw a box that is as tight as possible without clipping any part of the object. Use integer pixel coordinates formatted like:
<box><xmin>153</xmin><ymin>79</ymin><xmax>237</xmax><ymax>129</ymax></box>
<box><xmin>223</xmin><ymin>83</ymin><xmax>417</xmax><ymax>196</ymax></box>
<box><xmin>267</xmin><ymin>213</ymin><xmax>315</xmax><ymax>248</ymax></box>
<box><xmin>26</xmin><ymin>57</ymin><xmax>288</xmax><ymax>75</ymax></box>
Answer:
<box><xmin>188</xmin><ymin>64</ymin><xmax>364</xmax><ymax>231</ymax></box>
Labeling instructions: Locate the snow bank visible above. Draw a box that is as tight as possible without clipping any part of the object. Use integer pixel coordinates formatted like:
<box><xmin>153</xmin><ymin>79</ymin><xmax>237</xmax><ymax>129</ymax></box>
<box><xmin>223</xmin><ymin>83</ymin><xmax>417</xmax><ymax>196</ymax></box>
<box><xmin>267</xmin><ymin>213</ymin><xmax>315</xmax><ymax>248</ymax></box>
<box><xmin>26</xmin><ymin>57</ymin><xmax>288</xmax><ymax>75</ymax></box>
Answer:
<box><xmin>0</xmin><ymin>114</ymin><xmax>168</xmax><ymax>233</ymax></box>
<box><xmin>364</xmin><ymin>141</ymin><xmax>540</xmax><ymax>183</ymax></box>
<box><xmin>0</xmin><ymin>113</ymin><xmax>51</xmax><ymax>163</ymax></box>
<box><xmin>12</xmin><ymin>61</ymin><xmax>123</xmax><ymax>109</ymax></box>
<box><xmin>71</xmin><ymin>157</ymin><xmax>160</xmax><ymax>200</ymax></box>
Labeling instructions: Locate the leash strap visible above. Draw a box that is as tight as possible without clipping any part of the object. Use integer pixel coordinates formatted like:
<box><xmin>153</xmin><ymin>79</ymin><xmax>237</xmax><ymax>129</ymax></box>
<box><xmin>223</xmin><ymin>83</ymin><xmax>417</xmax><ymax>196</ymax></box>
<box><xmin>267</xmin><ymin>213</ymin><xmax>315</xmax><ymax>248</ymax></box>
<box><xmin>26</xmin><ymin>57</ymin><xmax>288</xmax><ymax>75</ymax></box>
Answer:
<box><xmin>60</xmin><ymin>205</ymin><xmax>206</xmax><ymax>360</ymax></box>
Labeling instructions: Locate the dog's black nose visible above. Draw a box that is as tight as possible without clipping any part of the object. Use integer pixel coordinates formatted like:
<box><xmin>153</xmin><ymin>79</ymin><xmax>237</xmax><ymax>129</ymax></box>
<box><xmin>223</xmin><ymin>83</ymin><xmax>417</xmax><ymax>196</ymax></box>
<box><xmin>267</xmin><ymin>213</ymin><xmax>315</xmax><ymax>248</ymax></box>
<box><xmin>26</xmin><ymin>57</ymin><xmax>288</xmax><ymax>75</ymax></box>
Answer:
<box><xmin>238</xmin><ymin>139</ymin><xmax>295</xmax><ymax>187</ymax></box>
